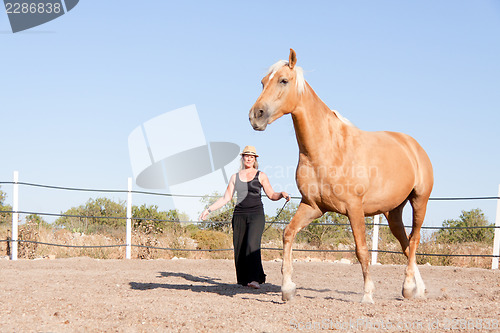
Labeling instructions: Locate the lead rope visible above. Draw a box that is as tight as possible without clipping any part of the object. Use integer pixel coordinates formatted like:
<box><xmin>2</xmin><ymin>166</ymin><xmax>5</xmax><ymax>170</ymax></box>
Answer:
<box><xmin>263</xmin><ymin>199</ymin><xmax>289</xmax><ymax>234</ymax></box>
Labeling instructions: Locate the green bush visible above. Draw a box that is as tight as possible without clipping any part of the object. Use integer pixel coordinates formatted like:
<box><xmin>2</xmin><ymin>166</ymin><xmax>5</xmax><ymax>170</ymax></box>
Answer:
<box><xmin>435</xmin><ymin>208</ymin><xmax>494</xmax><ymax>244</ymax></box>
<box><xmin>55</xmin><ymin>197</ymin><xmax>126</xmax><ymax>234</ymax></box>
<box><xmin>132</xmin><ymin>204</ymin><xmax>180</xmax><ymax>233</ymax></box>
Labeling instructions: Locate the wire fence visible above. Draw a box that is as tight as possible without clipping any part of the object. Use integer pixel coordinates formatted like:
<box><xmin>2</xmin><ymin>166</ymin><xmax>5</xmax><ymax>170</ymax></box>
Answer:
<box><xmin>0</xmin><ymin>240</ymin><xmax>498</xmax><ymax>258</ymax></box>
<box><xmin>1</xmin><ymin>179</ymin><xmax>499</xmax><ymax>264</ymax></box>
<box><xmin>1</xmin><ymin>180</ymin><xmax>499</xmax><ymax>201</ymax></box>
<box><xmin>2</xmin><ymin>208</ymin><xmax>500</xmax><ymax>230</ymax></box>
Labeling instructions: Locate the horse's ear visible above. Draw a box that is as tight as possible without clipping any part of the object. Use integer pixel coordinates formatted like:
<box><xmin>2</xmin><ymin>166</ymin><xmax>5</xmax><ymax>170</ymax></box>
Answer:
<box><xmin>289</xmin><ymin>48</ymin><xmax>297</xmax><ymax>69</ymax></box>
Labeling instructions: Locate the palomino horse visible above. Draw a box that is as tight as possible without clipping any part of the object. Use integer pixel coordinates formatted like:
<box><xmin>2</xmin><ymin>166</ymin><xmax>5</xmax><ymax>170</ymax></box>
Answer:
<box><xmin>249</xmin><ymin>49</ymin><xmax>433</xmax><ymax>303</ymax></box>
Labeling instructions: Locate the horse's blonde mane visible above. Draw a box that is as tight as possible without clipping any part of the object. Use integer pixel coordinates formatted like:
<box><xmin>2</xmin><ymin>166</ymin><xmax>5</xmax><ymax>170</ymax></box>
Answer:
<box><xmin>266</xmin><ymin>61</ymin><xmax>353</xmax><ymax>126</ymax></box>
<box><xmin>332</xmin><ymin>109</ymin><xmax>355</xmax><ymax>127</ymax></box>
<box><xmin>266</xmin><ymin>60</ymin><xmax>306</xmax><ymax>95</ymax></box>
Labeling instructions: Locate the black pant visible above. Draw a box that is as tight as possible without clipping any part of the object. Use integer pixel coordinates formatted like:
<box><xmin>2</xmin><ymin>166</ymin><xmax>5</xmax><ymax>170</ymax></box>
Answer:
<box><xmin>231</xmin><ymin>212</ymin><xmax>266</xmax><ymax>285</ymax></box>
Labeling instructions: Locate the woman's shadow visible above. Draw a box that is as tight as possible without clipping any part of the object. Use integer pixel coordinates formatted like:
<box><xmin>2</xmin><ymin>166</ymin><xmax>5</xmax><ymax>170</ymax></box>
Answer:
<box><xmin>129</xmin><ymin>271</ymin><xmax>281</xmax><ymax>298</ymax></box>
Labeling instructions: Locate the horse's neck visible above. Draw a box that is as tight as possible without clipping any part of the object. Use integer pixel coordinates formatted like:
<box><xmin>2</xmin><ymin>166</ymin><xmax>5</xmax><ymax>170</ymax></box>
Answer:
<box><xmin>291</xmin><ymin>84</ymin><xmax>346</xmax><ymax>159</ymax></box>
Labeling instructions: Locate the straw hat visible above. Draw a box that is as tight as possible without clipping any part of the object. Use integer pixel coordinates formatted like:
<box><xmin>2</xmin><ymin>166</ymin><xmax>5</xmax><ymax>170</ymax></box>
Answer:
<box><xmin>240</xmin><ymin>145</ymin><xmax>259</xmax><ymax>157</ymax></box>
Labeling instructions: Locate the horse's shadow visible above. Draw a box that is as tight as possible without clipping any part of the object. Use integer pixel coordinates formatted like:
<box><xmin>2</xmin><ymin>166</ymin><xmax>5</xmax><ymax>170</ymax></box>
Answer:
<box><xmin>321</xmin><ymin>289</ymin><xmax>361</xmax><ymax>302</ymax></box>
<box><xmin>129</xmin><ymin>271</ymin><xmax>281</xmax><ymax>297</ymax></box>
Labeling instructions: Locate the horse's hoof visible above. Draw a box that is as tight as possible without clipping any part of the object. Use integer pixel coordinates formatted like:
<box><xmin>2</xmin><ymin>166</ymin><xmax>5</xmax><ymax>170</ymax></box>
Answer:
<box><xmin>402</xmin><ymin>277</ymin><xmax>417</xmax><ymax>299</ymax></box>
<box><xmin>361</xmin><ymin>294</ymin><xmax>374</xmax><ymax>304</ymax></box>
<box><xmin>403</xmin><ymin>272</ymin><xmax>426</xmax><ymax>299</ymax></box>
<box><xmin>402</xmin><ymin>283</ymin><xmax>420</xmax><ymax>299</ymax></box>
<box><xmin>282</xmin><ymin>290</ymin><xmax>295</xmax><ymax>301</ymax></box>
<box><xmin>281</xmin><ymin>286</ymin><xmax>296</xmax><ymax>301</ymax></box>
<box><xmin>402</xmin><ymin>287</ymin><xmax>415</xmax><ymax>299</ymax></box>
<box><xmin>403</xmin><ymin>287</ymin><xmax>426</xmax><ymax>300</ymax></box>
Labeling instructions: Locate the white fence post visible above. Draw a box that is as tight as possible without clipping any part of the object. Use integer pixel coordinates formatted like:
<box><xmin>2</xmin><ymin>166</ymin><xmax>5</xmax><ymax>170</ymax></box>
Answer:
<box><xmin>492</xmin><ymin>184</ymin><xmax>500</xmax><ymax>270</ymax></box>
<box><xmin>11</xmin><ymin>171</ymin><xmax>19</xmax><ymax>261</ymax></box>
<box><xmin>126</xmin><ymin>177</ymin><xmax>132</xmax><ymax>259</ymax></box>
<box><xmin>371</xmin><ymin>214</ymin><xmax>380</xmax><ymax>265</ymax></box>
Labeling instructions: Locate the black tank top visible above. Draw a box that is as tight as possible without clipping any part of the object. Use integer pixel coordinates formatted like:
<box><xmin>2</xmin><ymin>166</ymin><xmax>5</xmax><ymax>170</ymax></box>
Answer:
<box><xmin>234</xmin><ymin>171</ymin><xmax>264</xmax><ymax>215</ymax></box>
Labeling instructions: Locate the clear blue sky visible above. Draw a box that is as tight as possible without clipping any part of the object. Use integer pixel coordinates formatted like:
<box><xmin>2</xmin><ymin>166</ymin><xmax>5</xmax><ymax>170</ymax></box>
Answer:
<box><xmin>1</xmin><ymin>1</ymin><xmax>499</xmax><ymax>227</ymax></box>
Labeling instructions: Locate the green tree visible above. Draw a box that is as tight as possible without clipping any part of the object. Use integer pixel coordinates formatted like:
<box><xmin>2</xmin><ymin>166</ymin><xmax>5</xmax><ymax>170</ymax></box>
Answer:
<box><xmin>132</xmin><ymin>204</ymin><xmax>180</xmax><ymax>234</ymax></box>
<box><xmin>435</xmin><ymin>208</ymin><xmax>494</xmax><ymax>244</ymax></box>
<box><xmin>0</xmin><ymin>186</ymin><xmax>6</xmax><ymax>206</ymax></box>
<box><xmin>55</xmin><ymin>197</ymin><xmax>183</xmax><ymax>235</ymax></box>
<box><xmin>0</xmin><ymin>186</ymin><xmax>13</xmax><ymax>225</ymax></box>
<box><xmin>25</xmin><ymin>214</ymin><xmax>50</xmax><ymax>228</ymax></box>
<box><xmin>55</xmin><ymin>197</ymin><xmax>126</xmax><ymax>233</ymax></box>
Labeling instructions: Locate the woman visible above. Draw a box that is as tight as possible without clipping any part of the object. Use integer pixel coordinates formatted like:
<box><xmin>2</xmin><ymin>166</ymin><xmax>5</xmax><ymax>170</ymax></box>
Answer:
<box><xmin>200</xmin><ymin>145</ymin><xmax>289</xmax><ymax>289</ymax></box>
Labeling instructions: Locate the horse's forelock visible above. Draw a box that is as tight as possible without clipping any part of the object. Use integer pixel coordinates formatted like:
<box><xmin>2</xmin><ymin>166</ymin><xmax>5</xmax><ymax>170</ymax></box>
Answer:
<box><xmin>266</xmin><ymin>60</ymin><xmax>306</xmax><ymax>95</ymax></box>
<box><xmin>266</xmin><ymin>60</ymin><xmax>287</xmax><ymax>79</ymax></box>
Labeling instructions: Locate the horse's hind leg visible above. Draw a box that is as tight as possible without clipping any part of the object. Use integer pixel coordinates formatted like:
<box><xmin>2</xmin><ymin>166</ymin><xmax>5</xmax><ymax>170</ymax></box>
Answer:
<box><xmin>402</xmin><ymin>194</ymin><xmax>429</xmax><ymax>299</ymax></box>
<box><xmin>384</xmin><ymin>200</ymin><xmax>410</xmax><ymax>258</ymax></box>
<box><xmin>281</xmin><ymin>202</ymin><xmax>322</xmax><ymax>301</ymax></box>
<box><xmin>385</xmin><ymin>200</ymin><xmax>422</xmax><ymax>298</ymax></box>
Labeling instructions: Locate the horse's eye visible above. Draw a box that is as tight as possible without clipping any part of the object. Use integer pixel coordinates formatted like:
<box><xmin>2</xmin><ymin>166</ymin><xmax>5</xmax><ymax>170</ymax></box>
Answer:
<box><xmin>280</xmin><ymin>78</ymin><xmax>289</xmax><ymax>85</ymax></box>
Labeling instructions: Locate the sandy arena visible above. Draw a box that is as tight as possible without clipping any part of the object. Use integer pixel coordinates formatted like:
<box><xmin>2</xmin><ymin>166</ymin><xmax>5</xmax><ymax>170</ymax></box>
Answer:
<box><xmin>1</xmin><ymin>257</ymin><xmax>499</xmax><ymax>332</ymax></box>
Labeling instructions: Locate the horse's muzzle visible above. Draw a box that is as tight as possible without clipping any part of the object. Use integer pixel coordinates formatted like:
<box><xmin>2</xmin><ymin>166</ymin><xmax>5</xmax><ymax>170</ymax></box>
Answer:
<box><xmin>249</xmin><ymin>107</ymin><xmax>269</xmax><ymax>131</ymax></box>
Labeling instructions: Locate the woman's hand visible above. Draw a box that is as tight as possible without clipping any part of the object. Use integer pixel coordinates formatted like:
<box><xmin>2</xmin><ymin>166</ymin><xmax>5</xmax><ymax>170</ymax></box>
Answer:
<box><xmin>199</xmin><ymin>209</ymin><xmax>210</xmax><ymax>221</ymax></box>
<box><xmin>199</xmin><ymin>174</ymin><xmax>235</xmax><ymax>221</ymax></box>
<box><xmin>281</xmin><ymin>192</ymin><xmax>290</xmax><ymax>201</ymax></box>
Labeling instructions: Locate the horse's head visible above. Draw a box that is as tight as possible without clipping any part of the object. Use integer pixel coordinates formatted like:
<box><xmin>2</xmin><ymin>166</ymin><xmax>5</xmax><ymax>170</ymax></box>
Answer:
<box><xmin>249</xmin><ymin>49</ymin><xmax>305</xmax><ymax>131</ymax></box>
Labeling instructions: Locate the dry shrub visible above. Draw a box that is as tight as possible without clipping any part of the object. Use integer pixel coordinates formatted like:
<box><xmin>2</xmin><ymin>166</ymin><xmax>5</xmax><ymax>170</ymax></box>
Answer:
<box><xmin>418</xmin><ymin>242</ymin><xmax>492</xmax><ymax>268</ymax></box>
<box><xmin>262</xmin><ymin>226</ymin><xmax>282</xmax><ymax>243</ymax></box>
<box><xmin>24</xmin><ymin>226</ymin><xmax>123</xmax><ymax>259</ymax></box>
<box><xmin>376</xmin><ymin>241</ymin><xmax>408</xmax><ymax>265</ymax></box>
<box><xmin>53</xmin><ymin>229</ymin><xmax>73</xmax><ymax>242</ymax></box>
<box><xmin>261</xmin><ymin>239</ymin><xmax>282</xmax><ymax>261</ymax></box>
<box><xmin>18</xmin><ymin>222</ymin><xmax>39</xmax><ymax>259</ymax></box>
<box><xmin>261</xmin><ymin>239</ymin><xmax>357</xmax><ymax>263</ymax></box>
<box><xmin>1</xmin><ymin>224</ymin><xmax>10</xmax><ymax>256</ymax></box>
<box><xmin>191</xmin><ymin>229</ymin><xmax>232</xmax><ymax>259</ymax></box>
<box><xmin>451</xmin><ymin>242</ymin><xmax>493</xmax><ymax>268</ymax></box>
<box><xmin>3</xmin><ymin>222</ymin><xmax>41</xmax><ymax>259</ymax></box>
<box><xmin>168</xmin><ymin>235</ymin><xmax>198</xmax><ymax>259</ymax></box>
<box><xmin>292</xmin><ymin>242</ymin><xmax>357</xmax><ymax>262</ymax></box>
<box><xmin>133</xmin><ymin>232</ymin><xmax>160</xmax><ymax>259</ymax></box>
<box><xmin>133</xmin><ymin>220</ymin><xmax>162</xmax><ymax>259</ymax></box>
<box><xmin>131</xmin><ymin>222</ymin><xmax>202</xmax><ymax>260</ymax></box>
<box><xmin>374</xmin><ymin>237</ymin><xmax>493</xmax><ymax>269</ymax></box>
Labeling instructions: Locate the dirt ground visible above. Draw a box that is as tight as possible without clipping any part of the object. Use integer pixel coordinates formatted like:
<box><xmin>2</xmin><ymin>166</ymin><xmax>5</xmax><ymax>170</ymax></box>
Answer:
<box><xmin>0</xmin><ymin>257</ymin><xmax>499</xmax><ymax>332</ymax></box>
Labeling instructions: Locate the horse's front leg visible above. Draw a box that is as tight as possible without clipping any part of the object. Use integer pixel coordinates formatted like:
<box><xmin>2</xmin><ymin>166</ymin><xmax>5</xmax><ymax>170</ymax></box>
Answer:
<box><xmin>347</xmin><ymin>206</ymin><xmax>375</xmax><ymax>304</ymax></box>
<box><xmin>282</xmin><ymin>202</ymin><xmax>322</xmax><ymax>301</ymax></box>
